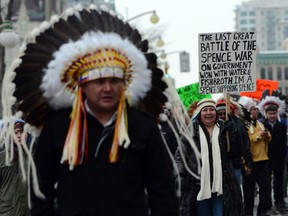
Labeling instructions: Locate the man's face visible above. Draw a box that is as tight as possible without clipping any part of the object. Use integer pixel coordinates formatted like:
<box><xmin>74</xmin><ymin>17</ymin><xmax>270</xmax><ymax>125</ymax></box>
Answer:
<box><xmin>81</xmin><ymin>78</ymin><xmax>124</xmax><ymax>114</ymax></box>
<box><xmin>217</xmin><ymin>110</ymin><xmax>226</xmax><ymax>121</ymax></box>
<box><xmin>266</xmin><ymin>110</ymin><xmax>278</xmax><ymax>123</ymax></box>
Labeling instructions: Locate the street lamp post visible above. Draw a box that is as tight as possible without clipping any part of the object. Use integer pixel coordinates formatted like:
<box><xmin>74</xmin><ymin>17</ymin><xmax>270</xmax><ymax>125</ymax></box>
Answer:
<box><xmin>0</xmin><ymin>20</ymin><xmax>19</xmax><ymax>48</ymax></box>
<box><xmin>155</xmin><ymin>36</ymin><xmax>164</xmax><ymax>47</ymax></box>
<box><xmin>0</xmin><ymin>0</ymin><xmax>19</xmax><ymax>116</ymax></box>
<box><xmin>159</xmin><ymin>50</ymin><xmax>190</xmax><ymax>72</ymax></box>
<box><xmin>126</xmin><ymin>10</ymin><xmax>160</xmax><ymax>24</ymax></box>
<box><xmin>0</xmin><ymin>0</ymin><xmax>18</xmax><ymax>80</ymax></box>
<box><xmin>125</xmin><ymin>10</ymin><xmax>163</xmax><ymax>52</ymax></box>
<box><xmin>146</xmin><ymin>35</ymin><xmax>165</xmax><ymax>51</ymax></box>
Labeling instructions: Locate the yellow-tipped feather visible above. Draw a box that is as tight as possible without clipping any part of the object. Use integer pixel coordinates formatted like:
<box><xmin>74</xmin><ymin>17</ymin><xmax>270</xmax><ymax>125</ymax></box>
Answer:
<box><xmin>61</xmin><ymin>87</ymin><xmax>87</xmax><ymax>170</ymax></box>
<box><xmin>109</xmin><ymin>91</ymin><xmax>128</xmax><ymax>162</ymax></box>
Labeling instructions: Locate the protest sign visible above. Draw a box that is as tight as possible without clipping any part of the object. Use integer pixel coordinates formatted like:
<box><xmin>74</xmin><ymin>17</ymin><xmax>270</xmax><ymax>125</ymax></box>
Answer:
<box><xmin>177</xmin><ymin>83</ymin><xmax>211</xmax><ymax>109</ymax></box>
<box><xmin>240</xmin><ymin>79</ymin><xmax>278</xmax><ymax>100</ymax></box>
<box><xmin>198</xmin><ymin>32</ymin><xmax>257</xmax><ymax>94</ymax></box>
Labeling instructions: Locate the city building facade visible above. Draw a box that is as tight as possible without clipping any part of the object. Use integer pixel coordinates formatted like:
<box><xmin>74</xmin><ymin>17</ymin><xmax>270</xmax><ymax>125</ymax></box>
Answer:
<box><xmin>4</xmin><ymin>0</ymin><xmax>116</xmax><ymax>69</ymax></box>
<box><xmin>257</xmin><ymin>51</ymin><xmax>288</xmax><ymax>94</ymax></box>
<box><xmin>235</xmin><ymin>0</ymin><xmax>288</xmax><ymax>93</ymax></box>
<box><xmin>235</xmin><ymin>0</ymin><xmax>288</xmax><ymax>51</ymax></box>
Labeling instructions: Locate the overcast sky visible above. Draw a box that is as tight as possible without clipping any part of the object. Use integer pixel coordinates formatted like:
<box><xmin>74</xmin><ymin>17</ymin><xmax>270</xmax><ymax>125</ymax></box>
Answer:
<box><xmin>114</xmin><ymin>0</ymin><xmax>247</xmax><ymax>88</ymax></box>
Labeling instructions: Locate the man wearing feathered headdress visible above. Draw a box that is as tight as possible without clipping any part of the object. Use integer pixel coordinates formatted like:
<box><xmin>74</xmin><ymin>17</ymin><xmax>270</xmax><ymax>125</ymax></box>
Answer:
<box><xmin>258</xmin><ymin>90</ymin><xmax>287</xmax><ymax>210</ymax></box>
<box><xmin>0</xmin><ymin>4</ymin><xmax>179</xmax><ymax>216</ymax></box>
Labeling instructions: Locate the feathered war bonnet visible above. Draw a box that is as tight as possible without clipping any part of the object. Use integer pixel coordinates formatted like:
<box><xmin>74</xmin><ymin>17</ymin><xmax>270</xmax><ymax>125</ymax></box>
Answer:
<box><xmin>1</xmin><ymin>4</ymin><xmax>168</xmax><ymax>170</ymax></box>
<box><xmin>258</xmin><ymin>89</ymin><xmax>286</xmax><ymax>121</ymax></box>
<box><xmin>238</xmin><ymin>96</ymin><xmax>256</xmax><ymax>112</ymax></box>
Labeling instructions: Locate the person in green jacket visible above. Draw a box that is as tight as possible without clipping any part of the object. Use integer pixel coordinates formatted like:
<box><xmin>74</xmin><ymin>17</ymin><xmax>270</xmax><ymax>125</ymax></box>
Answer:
<box><xmin>0</xmin><ymin>119</ymin><xmax>30</xmax><ymax>216</ymax></box>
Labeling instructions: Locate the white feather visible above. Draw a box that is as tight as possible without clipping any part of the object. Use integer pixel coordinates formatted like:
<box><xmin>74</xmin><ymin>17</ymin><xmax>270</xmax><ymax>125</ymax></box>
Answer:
<box><xmin>89</xmin><ymin>4</ymin><xmax>98</xmax><ymax>10</ymax></box>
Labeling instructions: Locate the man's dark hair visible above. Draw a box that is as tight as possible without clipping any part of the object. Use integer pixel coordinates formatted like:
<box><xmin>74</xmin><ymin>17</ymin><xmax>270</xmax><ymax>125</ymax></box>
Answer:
<box><xmin>265</xmin><ymin>105</ymin><xmax>278</xmax><ymax>113</ymax></box>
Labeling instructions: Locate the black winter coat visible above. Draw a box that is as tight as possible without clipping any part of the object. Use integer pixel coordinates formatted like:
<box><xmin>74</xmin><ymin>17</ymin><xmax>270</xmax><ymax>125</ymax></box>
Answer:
<box><xmin>262</xmin><ymin>120</ymin><xmax>287</xmax><ymax>170</ymax></box>
<box><xmin>175</xmin><ymin>120</ymin><xmax>244</xmax><ymax>216</ymax></box>
<box><xmin>31</xmin><ymin>107</ymin><xmax>178</xmax><ymax>216</ymax></box>
<box><xmin>227</xmin><ymin>116</ymin><xmax>253</xmax><ymax>170</ymax></box>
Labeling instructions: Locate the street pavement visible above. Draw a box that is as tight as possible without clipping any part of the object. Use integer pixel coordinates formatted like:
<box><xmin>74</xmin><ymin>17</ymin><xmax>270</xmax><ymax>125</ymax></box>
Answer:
<box><xmin>253</xmin><ymin>194</ymin><xmax>288</xmax><ymax>215</ymax></box>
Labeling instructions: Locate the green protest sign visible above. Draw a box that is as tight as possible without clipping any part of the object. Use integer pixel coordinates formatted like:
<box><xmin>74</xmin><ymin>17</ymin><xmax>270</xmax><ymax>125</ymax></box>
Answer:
<box><xmin>176</xmin><ymin>83</ymin><xmax>211</xmax><ymax>109</ymax></box>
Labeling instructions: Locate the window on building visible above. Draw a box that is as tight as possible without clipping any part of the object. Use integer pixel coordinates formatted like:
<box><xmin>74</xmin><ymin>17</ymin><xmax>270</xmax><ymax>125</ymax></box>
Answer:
<box><xmin>250</xmin><ymin>27</ymin><xmax>256</xmax><ymax>31</ymax></box>
<box><xmin>241</xmin><ymin>28</ymin><xmax>248</xmax><ymax>31</ymax></box>
<box><xmin>277</xmin><ymin>25</ymin><xmax>282</xmax><ymax>31</ymax></box>
<box><xmin>249</xmin><ymin>11</ymin><xmax>255</xmax><ymax>16</ymax></box>
<box><xmin>285</xmin><ymin>87</ymin><xmax>288</xmax><ymax>95</ymax></box>
<box><xmin>285</xmin><ymin>67</ymin><xmax>288</xmax><ymax>80</ymax></box>
<box><xmin>249</xmin><ymin>19</ymin><xmax>255</xmax><ymax>24</ymax></box>
<box><xmin>241</xmin><ymin>11</ymin><xmax>247</xmax><ymax>16</ymax></box>
<box><xmin>241</xmin><ymin>20</ymin><xmax>247</xmax><ymax>24</ymax></box>
<box><xmin>260</xmin><ymin>68</ymin><xmax>266</xmax><ymax>79</ymax></box>
<box><xmin>277</xmin><ymin>67</ymin><xmax>282</xmax><ymax>80</ymax></box>
<box><xmin>268</xmin><ymin>67</ymin><xmax>273</xmax><ymax>80</ymax></box>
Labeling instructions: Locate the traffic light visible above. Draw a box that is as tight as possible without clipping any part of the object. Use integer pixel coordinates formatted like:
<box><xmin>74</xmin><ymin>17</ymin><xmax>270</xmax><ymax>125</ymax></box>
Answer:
<box><xmin>180</xmin><ymin>51</ymin><xmax>190</xmax><ymax>72</ymax></box>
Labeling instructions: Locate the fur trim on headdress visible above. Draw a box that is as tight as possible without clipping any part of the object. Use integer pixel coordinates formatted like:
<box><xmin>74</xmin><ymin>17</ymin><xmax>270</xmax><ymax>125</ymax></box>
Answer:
<box><xmin>258</xmin><ymin>95</ymin><xmax>285</xmax><ymax>120</ymax></box>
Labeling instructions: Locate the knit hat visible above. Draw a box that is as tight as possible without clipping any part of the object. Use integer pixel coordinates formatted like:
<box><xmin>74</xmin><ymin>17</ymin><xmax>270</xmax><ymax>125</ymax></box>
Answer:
<box><xmin>192</xmin><ymin>98</ymin><xmax>216</xmax><ymax>119</ymax></box>
<box><xmin>197</xmin><ymin>98</ymin><xmax>216</xmax><ymax>110</ymax></box>
<box><xmin>14</xmin><ymin>119</ymin><xmax>25</xmax><ymax>131</ymax></box>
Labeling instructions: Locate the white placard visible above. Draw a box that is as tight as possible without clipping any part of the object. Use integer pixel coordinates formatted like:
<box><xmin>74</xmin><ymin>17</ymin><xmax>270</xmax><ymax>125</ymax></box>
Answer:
<box><xmin>198</xmin><ymin>32</ymin><xmax>256</xmax><ymax>94</ymax></box>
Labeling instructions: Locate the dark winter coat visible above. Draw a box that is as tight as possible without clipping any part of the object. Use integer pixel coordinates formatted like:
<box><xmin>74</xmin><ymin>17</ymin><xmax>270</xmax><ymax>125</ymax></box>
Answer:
<box><xmin>31</xmin><ymin>107</ymin><xmax>178</xmax><ymax>216</ymax></box>
<box><xmin>0</xmin><ymin>151</ymin><xmax>30</xmax><ymax>216</ymax></box>
<box><xmin>175</xmin><ymin>119</ymin><xmax>244</xmax><ymax>216</ymax></box>
<box><xmin>228</xmin><ymin>116</ymin><xmax>253</xmax><ymax>170</ymax></box>
<box><xmin>262</xmin><ymin>119</ymin><xmax>287</xmax><ymax>170</ymax></box>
